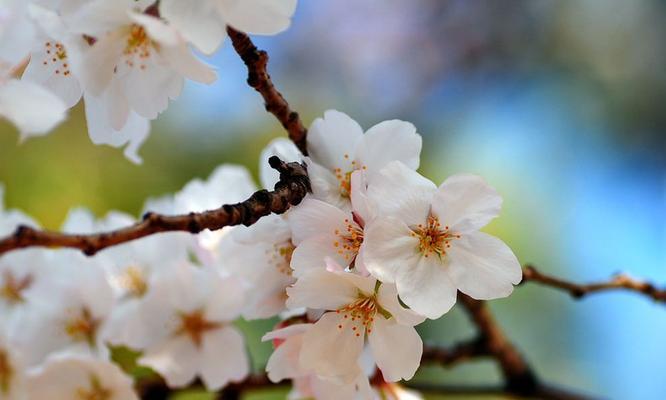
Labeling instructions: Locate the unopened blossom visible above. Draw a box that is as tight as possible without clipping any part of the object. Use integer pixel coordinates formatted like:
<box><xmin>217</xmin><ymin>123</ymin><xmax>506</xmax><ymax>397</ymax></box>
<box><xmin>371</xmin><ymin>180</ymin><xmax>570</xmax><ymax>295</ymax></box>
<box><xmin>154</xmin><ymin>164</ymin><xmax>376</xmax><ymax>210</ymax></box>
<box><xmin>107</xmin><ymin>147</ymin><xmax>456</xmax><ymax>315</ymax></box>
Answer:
<box><xmin>305</xmin><ymin>110</ymin><xmax>422</xmax><ymax>210</ymax></box>
<box><xmin>286</xmin><ymin>269</ymin><xmax>424</xmax><ymax>383</ymax></box>
<box><xmin>0</xmin><ymin>333</ymin><xmax>25</xmax><ymax>400</ymax></box>
<box><xmin>21</xmin><ymin>5</ymin><xmax>149</xmax><ymax>163</ymax></box>
<box><xmin>363</xmin><ymin>161</ymin><xmax>522</xmax><ymax>319</ymax></box>
<box><xmin>8</xmin><ymin>251</ymin><xmax>114</xmax><ymax>367</ymax></box>
<box><xmin>159</xmin><ymin>0</ymin><xmax>298</xmax><ymax>55</ymax></box>
<box><xmin>137</xmin><ymin>264</ymin><xmax>249</xmax><ymax>390</ymax></box>
<box><xmin>263</xmin><ymin>323</ymin><xmax>375</xmax><ymax>400</ymax></box>
<box><xmin>70</xmin><ymin>0</ymin><xmax>216</xmax><ymax>127</ymax></box>
<box><xmin>25</xmin><ymin>355</ymin><xmax>138</xmax><ymax>400</ymax></box>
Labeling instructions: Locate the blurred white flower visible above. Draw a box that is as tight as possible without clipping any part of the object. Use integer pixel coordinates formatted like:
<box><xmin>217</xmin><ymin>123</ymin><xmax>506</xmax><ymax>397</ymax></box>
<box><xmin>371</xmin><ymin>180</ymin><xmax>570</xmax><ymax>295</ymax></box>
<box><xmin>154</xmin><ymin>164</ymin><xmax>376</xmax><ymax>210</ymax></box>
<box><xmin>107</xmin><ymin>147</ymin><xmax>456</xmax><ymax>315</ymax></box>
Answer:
<box><xmin>363</xmin><ymin>161</ymin><xmax>522</xmax><ymax>319</ymax></box>
<box><xmin>159</xmin><ymin>0</ymin><xmax>298</xmax><ymax>55</ymax></box>
<box><xmin>305</xmin><ymin>110</ymin><xmax>422</xmax><ymax>211</ymax></box>
<box><xmin>286</xmin><ymin>269</ymin><xmax>424</xmax><ymax>383</ymax></box>
<box><xmin>137</xmin><ymin>263</ymin><xmax>249</xmax><ymax>390</ymax></box>
<box><xmin>25</xmin><ymin>355</ymin><xmax>138</xmax><ymax>400</ymax></box>
<box><xmin>0</xmin><ymin>333</ymin><xmax>25</xmax><ymax>400</ymax></box>
<box><xmin>8</xmin><ymin>251</ymin><xmax>114</xmax><ymax>368</ymax></box>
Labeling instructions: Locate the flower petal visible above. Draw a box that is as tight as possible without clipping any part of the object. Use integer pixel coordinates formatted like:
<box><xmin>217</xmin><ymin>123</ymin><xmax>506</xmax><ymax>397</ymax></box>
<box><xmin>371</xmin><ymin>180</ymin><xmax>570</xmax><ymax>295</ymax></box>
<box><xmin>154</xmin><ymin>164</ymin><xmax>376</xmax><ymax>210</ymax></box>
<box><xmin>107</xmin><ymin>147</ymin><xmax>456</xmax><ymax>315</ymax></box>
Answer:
<box><xmin>218</xmin><ymin>0</ymin><xmax>297</xmax><ymax>36</ymax></box>
<box><xmin>138</xmin><ymin>336</ymin><xmax>200</xmax><ymax>388</ymax></box>
<box><xmin>363</xmin><ymin>216</ymin><xmax>420</xmax><ymax>284</ymax></box>
<box><xmin>159</xmin><ymin>0</ymin><xmax>225</xmax><ymax>55</ymax></box>
<box><xmin>431</xmin><ymin>174</ymin><xmax>502</xmax><ymax>233</ymax></box>
<box><xmin>395</xmin><ymin>255</ymin><xmax>458</xmax><ymax>319</ymax></box>
<box><xmin>0</xmin><ymin>79</ymin><xmax>66</xmax><ymax>140</ymax></box>
<box><xmin>200</xmin><ymin>326</ymin><xmax>249</xmax><ymax>390</ymax></box>
<box><xmin>366</xmin><ymin>161</ymin><xmax>434</xmax><ymax>226</ymax></box>
<box><xmin>291</xmin><ymin>235</ymin><xmax>347</xmax><ymax>277</ymax></box>
<box><xmin>448</xmin><ymin>231</ymin><xmax>522</xmax><ymax>300</ymax></box>
<box><xmin>265</xmin><ymin>331</ymin><xmax>307</xmax><ymax>382</ymax></box>
<box><xmin>377</xmin><ymin>283</ymin><xmax>425</xmax><ymax>327</ymax></box>
<box><xmin>288</xmin><ymin>197</ymin><xmax>349</xmax><ymax>245</ymax></box>
<box><xmin>306</xmin><ymin>110</ymin><xmax>363</xmax><ymax>171</ymax></box>
<box><xmin>299</xmin><ymin>312</ymin><xmax>364</xmax><ymax>382</ymax></box>
<box><xmin>368</xmin><ymin>316</ymin><xmax>422</xmax><ymax>382</ymax></box>
<box><xmin>286</xmin><ymin>269</ymin><xmax>358</xmax><ymax>311</ymax></box>
<box><xmin>355</xmin><ymin>119</ymin><xmax>422</xmax><ymax>175</ymax></box>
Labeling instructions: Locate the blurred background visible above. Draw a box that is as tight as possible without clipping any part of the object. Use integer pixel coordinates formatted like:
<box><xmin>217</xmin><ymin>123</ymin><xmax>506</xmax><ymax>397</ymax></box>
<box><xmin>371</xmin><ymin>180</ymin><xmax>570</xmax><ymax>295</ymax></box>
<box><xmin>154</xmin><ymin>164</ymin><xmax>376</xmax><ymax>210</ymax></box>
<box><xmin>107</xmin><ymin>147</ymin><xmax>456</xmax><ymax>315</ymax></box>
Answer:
<box><xmin>1</xmin><ymin>0</ymin><xmax>665</xmax><ymax>398</ymax></box>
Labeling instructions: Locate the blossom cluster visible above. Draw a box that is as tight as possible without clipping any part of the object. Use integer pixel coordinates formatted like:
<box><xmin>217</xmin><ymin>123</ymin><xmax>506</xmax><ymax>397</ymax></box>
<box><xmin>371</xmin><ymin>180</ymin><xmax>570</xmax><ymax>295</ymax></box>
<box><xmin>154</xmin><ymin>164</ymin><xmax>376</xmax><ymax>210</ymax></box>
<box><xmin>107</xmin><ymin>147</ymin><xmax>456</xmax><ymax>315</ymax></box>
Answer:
<box><xmin>0</xmin><ymin>0</ymin><xmax>297</xmax><ymax>163</ymax></box>
<box><xmin>0</xmin><ymin>109</ymin><xmax>521</xmax><ymax>399</ymax></box>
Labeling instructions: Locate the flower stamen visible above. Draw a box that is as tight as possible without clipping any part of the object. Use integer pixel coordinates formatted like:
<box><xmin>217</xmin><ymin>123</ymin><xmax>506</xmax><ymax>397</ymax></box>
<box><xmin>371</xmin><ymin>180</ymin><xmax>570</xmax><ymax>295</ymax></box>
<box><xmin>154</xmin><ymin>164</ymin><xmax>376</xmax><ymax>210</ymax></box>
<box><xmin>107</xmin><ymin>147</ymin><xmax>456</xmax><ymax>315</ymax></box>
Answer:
<box><xmin>175</xmin><ymin>309</ymin><xmax>220</xmax><ymax>348</ymax></box>
<box><xmin>0</xmin><ymin>349</ymin><xmax>12</xmax><ymax>395</ymax></box>
<box><xmin>0</xmin><ymin>271</ymin><xmax>32</xmax><ymax>305</ymax></box>
<box><xmin>411</xmin><ymin>214</ymin><xmax>461</xmax><ymax>259</ymax></box>
<box><xmin>76</xmin><ymin>374</ymin><xmax>112</xmax><ymax>400</ymax></box>
<box><xmin>64</xmin><ymin>307</ymin><xmax>101</xmax><ymax>347</ymax></box>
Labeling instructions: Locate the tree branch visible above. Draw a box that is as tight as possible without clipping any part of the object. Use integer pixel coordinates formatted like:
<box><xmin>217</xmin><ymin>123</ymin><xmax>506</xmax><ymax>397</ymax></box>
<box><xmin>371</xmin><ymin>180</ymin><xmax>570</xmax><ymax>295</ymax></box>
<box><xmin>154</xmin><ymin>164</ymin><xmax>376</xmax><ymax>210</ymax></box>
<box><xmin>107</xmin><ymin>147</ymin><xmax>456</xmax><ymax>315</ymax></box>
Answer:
<box><xmin>227</xmin><ymin>27</ymin><xmax>309</xmax><ymax>156</ymax></box>
<box><xmin>522</xmin><ymin>265</ymin><xmax>666</xmax><ymax>302</ymax></box>
<box><xmin>422</xmin><ymin>337</ymin><xmax>489</xmax><ymax>367</ymax></box>
<box><xmin>458</xmin><ymin>295</ymin><xmax>596</xmax><ymax>400</ymax></box>
<box><xmin>0</xmin><ymin>157</ymin><xmax>310</xmax><ymax>256</ymax></box>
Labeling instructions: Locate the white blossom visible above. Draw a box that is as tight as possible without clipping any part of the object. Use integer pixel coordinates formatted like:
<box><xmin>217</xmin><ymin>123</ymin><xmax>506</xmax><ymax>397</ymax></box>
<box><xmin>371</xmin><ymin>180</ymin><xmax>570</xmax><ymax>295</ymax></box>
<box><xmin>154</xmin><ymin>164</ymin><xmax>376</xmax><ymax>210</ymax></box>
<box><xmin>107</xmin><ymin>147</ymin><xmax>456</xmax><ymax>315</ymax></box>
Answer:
<box><xmin>25</xmin><ymin>355</ymin><xmax>138</xmax><ymax>400</ymax></box>
<box><xmin>137</xmin><ymin>263</ymin><xmax>249</xmax><ymax>390</ymax></box>
<box><xmin>286</xmin><ymin>269</ymin><xmax>424</xmax><ymax>383</ymax></box>
<box><xmin>363</xmin><ymin>161</ymin><xmax>522</xmax><ymax>319</ymax></box>
<box><xmin>305</xmin><ymin>110</ymin><xmax>422</xmax><ymax>211</ymax></box>
<box><xmin>159</xmin><ymin>0</ymin><xmax>298</xmax><ymax>55</ymax></box>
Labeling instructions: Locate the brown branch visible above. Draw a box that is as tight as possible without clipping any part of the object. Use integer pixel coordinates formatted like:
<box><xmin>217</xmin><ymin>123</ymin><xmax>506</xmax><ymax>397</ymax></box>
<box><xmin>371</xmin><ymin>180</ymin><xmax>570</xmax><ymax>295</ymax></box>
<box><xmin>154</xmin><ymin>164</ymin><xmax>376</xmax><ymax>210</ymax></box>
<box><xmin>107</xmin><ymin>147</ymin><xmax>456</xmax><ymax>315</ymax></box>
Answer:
<box><xmin>522</xmin><ymin>265</ymin><xmax>666</xmax><ymax>302</ymax></box>
<box><xmin>458</xmin><ymin>295</ymin><xmax>596</xmax><ymax>400</ymax></box>
<box><xmin>227</xmin><ymin>27</ymin><xmax>309</xmax><ymax>156</ymax></box>
<box><xmin>136</xmin><ymin>374</ymin><xmax>282</xmax><ymax>400</ymax></box>
<box><xmin>422</xmin><ymin>337</ymin><xmax>489</xmax><ymax>367</ymax></box>
<box><xmin>0</xmin><ymin>157</ymin><xmax>310</xmax><ymax>257</ymax></box>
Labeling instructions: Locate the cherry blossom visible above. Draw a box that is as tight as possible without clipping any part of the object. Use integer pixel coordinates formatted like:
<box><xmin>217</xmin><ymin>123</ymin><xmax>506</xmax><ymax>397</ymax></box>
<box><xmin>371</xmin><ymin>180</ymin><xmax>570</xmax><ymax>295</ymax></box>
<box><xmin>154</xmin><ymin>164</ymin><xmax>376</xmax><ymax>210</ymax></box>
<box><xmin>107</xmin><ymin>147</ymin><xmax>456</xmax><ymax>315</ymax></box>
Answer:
<box><xmin>8</xmin><ymin>251</ymin><xmax>114</xmax><ymax>368</ymax></box>
<box><xmin>25</xmin><ymin>355</ymin><xmax>138</xmax><ymax>400</ymax></box>
<box><xmin>363</xmin><ymin>161</ymin><xmax>522</xmax><ymax>319</ymax></box>
<box><xmin>137</xmin><ymin>263</ymin><xmax>249</xmax><ymax>390</ymax></box>
<box><xmin>159</xmin><ymin>0</ymin><xmax>298</xmax><ymax>55</ymax></box>
<box><xmin>305</xmin><ymin>110</ymin><xmax>422</xmax><ymax>210</ymax></box>
<box><xmin>286</xmin><ymin>269</ymin><xmax>424</xmax><ymax>383</ymax></box>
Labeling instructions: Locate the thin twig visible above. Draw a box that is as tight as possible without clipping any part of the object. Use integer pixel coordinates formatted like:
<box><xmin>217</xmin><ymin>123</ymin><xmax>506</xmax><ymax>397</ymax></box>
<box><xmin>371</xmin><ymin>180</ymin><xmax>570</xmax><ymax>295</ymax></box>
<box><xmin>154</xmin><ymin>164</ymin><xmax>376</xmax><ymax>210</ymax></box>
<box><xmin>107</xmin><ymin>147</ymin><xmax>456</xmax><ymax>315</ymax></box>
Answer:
<box><xmin>422</xmin><ymin>336</ymin><xmax>489</xmax><ymax>367</ymax></box>
<box><xmin>0</xmin><ymin>158</ymin><xmax>310</xmax><ymax>256</ymax></box>
<box><xmin>227</xmin><ymin>27</ymin><xmax>309</xmax><ymax>156</ymax></box>
<box><xmin>522</xmin><ymin>265</ymin><xmax>666</xmax><ymax>302</ymax></box>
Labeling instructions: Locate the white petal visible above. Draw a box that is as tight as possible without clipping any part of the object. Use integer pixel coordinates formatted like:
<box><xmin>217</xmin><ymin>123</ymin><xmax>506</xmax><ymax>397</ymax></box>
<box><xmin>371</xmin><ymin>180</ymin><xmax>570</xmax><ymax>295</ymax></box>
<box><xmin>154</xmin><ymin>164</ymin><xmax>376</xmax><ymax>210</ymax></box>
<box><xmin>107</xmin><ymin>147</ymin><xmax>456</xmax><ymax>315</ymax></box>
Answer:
<box><xmin>159</xmin><ymin>42</ymin><xmax>217</xmax><ymax>85</ymax></box>
<box><xmin>395</xmin><ymin>255</ymin><xmax>458</xmax><ymax>319</ymax></box>
<box><xmin>0</xmin><ymin>79</ymin><xmax>66</xmax><ymax>139</ymax></box>
<box><xmin>299</xmin><ymin>312</ymin><xmax>364</xmax><ymax>382</ymax></box>
<box><xmin>265</xmin><ymin>331</ymin><xmax>307</xmax><ymax>382</ymax></box>
<box><xmin>200</xmin><ymin>327</ymin><xmax>249</xmax><ymax>390</ymax></box>
<box><xmin>290</xmin><ymin>235</ymin><xmax>348</xmax><ymax>277</ymax></box>
<box><xmin>355</xmin><ymin>119</ymin><xmax>422</xmax><ymax>175</ymax></box>
<box><xmin>138</xmin><ymin>336</ymin><xmax>200</xmax><ymax>388</ymax></box>
<box><xmin>448</xmin><ymin>231</ymin><xmax>522</xmax><ymax>300</ymax></box>
<box><xmin>288</xmin><ymin>197</ymin><xmax>349</xmax><ymax>245</ymax></box>
<box><xmin>286</xmin><ymin>269</ymin><xmax>358</xmax><ymax>311</ymax></box>
<box><xmin>431</xmin><ymin>174</ymin><xmax>502</xmax><ymax>233</ymax></box>
<box><xmin>67</xmin><ymin>0</ymin><xmax>145</xmax><ymax>36</ymax></box>
<box><xmin>306</xmin><ymin>158</ymin><xmax>350</xmax><ymax>210</ymax></box>
<box><xmin>159</xmin><ymin>0</ymin><xmax>226</xmax><ymax>55</ymax></box>
<box><xmin>205</xmin><ymin>276</ymin><xmax>245</xmax><ymax>322</ymax></box>
<box><xmin>363</xmin><ymin>216</ymin><xmax>420</xmax><ymax>284</ymax></box>
<box><xmin>306</xmin><ymin>110</ymin><xmax>363</xmax><ymax>171</ymax></box>
<box><xmin>261</xmin><ymin>323</ymin><xmax>311</xmax><ymax>342</ymax></box>
<box><xmin>129</xmin><ymin>12</ymin><xmax>180</xmax><ymax>47</ymax></box>
<box><xmin>259</xmin><ymin>137</ymin><xmax>303</xmax><ymax>189</ymax></box>
<box><xmin>218</xmin><ymin>0</ymin><xmax>297</xmax><ymax>35</ymax></box>
<box><xmin>377</xmin><ymin>283</ymin><xmax>425</xmax><ymax>327</ymax></box>
<box><xmin>366</xmin><ymin>161</ymin><xmax>435</xmax><ymax>227</ymax></box>
<box><xmin>368</xmin><ymin>316</ymin><xmax>422</xmax><ymax>382</ymax></box>
<box><xmin>78</xmin><ymin>28</ymin><xmax>126</xmax><ymax>95</ymax></box>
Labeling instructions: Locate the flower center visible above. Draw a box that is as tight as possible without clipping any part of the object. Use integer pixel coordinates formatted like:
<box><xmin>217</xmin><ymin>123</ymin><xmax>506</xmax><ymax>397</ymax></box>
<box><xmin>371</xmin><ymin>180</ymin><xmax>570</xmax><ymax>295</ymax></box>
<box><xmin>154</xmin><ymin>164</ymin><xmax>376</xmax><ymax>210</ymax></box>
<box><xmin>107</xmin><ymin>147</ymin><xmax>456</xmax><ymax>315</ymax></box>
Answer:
<box><xmin>268</xmin><ymin>240</ymin><xmax>295</xmax><ymax>276</ymax></box>
<box><xmin>42</xmin><ymin>41</ymin><xmax>71</xmax><ymax>76</ymax></box>
<box><xmin>411</xmin><ymin>214</ymin><xmax>461</xmax><ymax>259</ymax></box>
<box><xmin>64</xmin><ymin>307</ymin><xmax>100</xmax><ymax>347</ymax></box>
<box><xmin>123</xmin><ymin>24</ymin><xmax>152</xmax><ymax>70</ymax></box>
<box><xmin>175</xmin><ymin>309</ymin><xmax>221</xmax><ymax>348</ymax></box>
<box><xmin>333</xmin><ymin>154</ymin><xmax>367</xmax><ymax>198</ymax></box>
<box><xmin>0</xmin><ymin>271</ymin><xmax>32</xmax><ymax>305</ymax></box>
<box><xmin>0</xmin><ymin>349</ymin><xmax>12</xmax><ymax>395</ymax></box>
<box><xmin>333</xmin><ymin>218</ymin><xmax>364</xmax><ymax>263</ymax></box>
<box><xmin>76</xmin><ymin>375</ymin><xmax>112</xmax><ymax>400</ymax></box>
<box><xmin>336</xmin><ymin>295</ymin><xmax>377</xmax><ymax>336</ymax></box>
<box><xmin>117</xmin><ymin>266</ymin><xmax>147</xmax><ymax>298</ymax></box>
